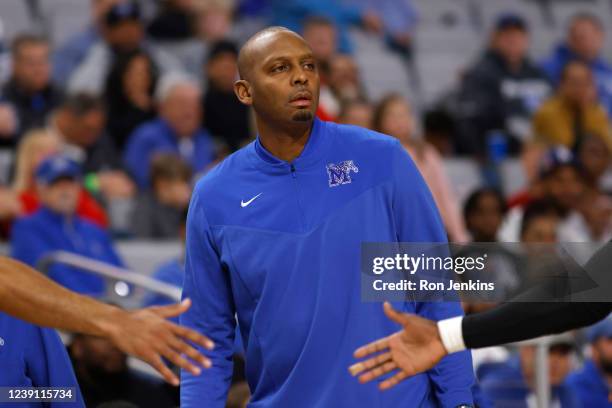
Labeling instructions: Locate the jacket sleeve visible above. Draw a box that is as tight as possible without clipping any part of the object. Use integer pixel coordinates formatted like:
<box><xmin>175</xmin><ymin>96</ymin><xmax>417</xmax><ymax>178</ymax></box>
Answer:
<box><xmin>180</xmin><ymin>186</ymin><xmax>236</xmax><ymax>408</ymax></box>
<box><xmin>10</xmin><ymin>220</ymin><xmax>46</xmax><ymax>267</ymax></box>
<box><xmin>390</xmin><ymin>142</ymin><xmax>474</xmax><ymax>407</ymax></box>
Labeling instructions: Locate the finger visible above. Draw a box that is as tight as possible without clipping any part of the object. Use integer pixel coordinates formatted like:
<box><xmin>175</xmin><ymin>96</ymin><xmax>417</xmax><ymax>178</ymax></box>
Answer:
<box><xmin>148</xmin><ymin>299</ymin><xmax>191</xmax><ymax>318</ymax></box>
<box><xmin>160</xmin><ymin>346</ymin><xmax>202</xmax><ymax>376</ymax></box>
<box><xmin>379</xmin><ymin>370</ymin><xmax>408</xmax><ymax>391</ymax></box>
<box><xmin>353</xmin><ymin>336</ymin><xmax>390</xmax><ymax>359</ymax></box>
<box><xmin>148</xmin><ymin>354</ymin><xmax>179</xmax><ymax>386</ymax></box>
<box><xmin>172</xmin><ymin>324</ymin><xmax>215</xmax><ymax>350</ymax></box>
<box><xmin>349</xmin><ymin>351</ymin><xmax>392</xmax><ymax>376</ymax></box>
<box><xmin>168</xmin><ymin>335</ymin><xmax>212</xmax><ymax>369</ymax></box>
<box><xmin>383</xmin><ymin>302</ymin><xmax>411</xmax><ymax>326</ymax></box>
<box><xmin>358</xmin><ymin>361</ymin><xmax>397</xmax><ymax>384</ymax></box>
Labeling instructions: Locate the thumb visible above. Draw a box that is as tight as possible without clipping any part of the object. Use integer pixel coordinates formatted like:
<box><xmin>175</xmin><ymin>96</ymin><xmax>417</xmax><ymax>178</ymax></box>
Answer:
<box><xmin>149</xmin><ymin>298</ymin><xmax>191</xmax><ymax>318</ymax></box>
<box><xmin>383</xmin><ymin>302</ymin><xmax>411</xmax><ymax>327</ymax></box>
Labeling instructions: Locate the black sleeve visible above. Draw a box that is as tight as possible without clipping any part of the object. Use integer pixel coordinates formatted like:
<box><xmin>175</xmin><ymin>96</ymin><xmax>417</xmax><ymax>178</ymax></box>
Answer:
<box><xmin>462</xmin><ymin>243</ymin><xmax>612</xmax><ymax>349</ymax></box>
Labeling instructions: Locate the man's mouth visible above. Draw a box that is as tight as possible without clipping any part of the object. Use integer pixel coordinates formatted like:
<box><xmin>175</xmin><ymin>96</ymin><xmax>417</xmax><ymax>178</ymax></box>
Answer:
<box><xmin>289</xmin><ymin>91</ymin><xmax>312</xmax><ymax>107</ymax></box>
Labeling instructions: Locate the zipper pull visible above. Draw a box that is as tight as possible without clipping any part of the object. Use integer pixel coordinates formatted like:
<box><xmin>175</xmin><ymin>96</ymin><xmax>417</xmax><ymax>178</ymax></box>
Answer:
<box><xmin>290</xmin><ymin>164</ymin><xmax>296</xmax><ymax>178</ymax></box>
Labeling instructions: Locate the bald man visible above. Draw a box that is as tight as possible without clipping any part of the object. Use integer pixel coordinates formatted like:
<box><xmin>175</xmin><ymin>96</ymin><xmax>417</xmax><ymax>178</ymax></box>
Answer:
<box><xmin>180</xmin><ymin>27</ymin><xmax>474</xmax><ymax>407</ymax></box>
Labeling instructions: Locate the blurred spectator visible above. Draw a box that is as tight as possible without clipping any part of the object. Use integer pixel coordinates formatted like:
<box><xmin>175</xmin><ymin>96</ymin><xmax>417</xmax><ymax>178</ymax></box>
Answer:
<box><xmin>456</xmin><ymin>14</ymin><xmax>551</xmax><ymax>157</ymax></box>
<box><xmin>69</xmin><ymin>332</ymin><xmax>175</xmax><ymax>407</ymax></box>
<box><xmin>10</xmin><ymin>155</ymin><xmax>124</xmax><ymax>295</ymax></box>
<box><xmin>202</xmin><ymin>40</ymin><xmax>250</xmax><ymax>151</ymax></box>
<box><xmin>1</xmin><ymin>35</ymin><xmax>62</xmax><ymax>145</ymax></box>
<box><xmin>124</xmin><ymin>74</ymin><xmax>215</xmax><ymax>189</ymax></box>
<box><xmin>0</xmin><ymin>312</ymin><xmax>85</xmax><ymax>406</ymax></box>
<box><xmin>132</xmin><ymin>154</ymin><xmax>191</xmax><ymax>239</ymax></box>
<box><xmin>0</xmin><ymin>104</ymin><xmax>17</xmax><ymax>141</ymax></box>
<box><xmin>337</xmin><ymin>99</ymin><xmax>373</xmax><ymax>129</ymax></box>
<box><xmin>319</xmin><ymin>54</ymin><xmax>366</xmax><ymax>121</ymax></box>
<box><xmin>579</xmin><ymin>191</ymin><xmax>612</xmax><ymax>243</ymax></box>
<box><xmin>148</xmin><ymin>0</ymin><xmax>196</xmax><ymax>41</ymax></box>
<box><xmin>532</xmin><ymin>61</ymin><xmax>611</xmax><ymax>153</ymax></box>
<box><xmin>479</xmin><ymin>334</ymin><xmax>580</xmax><ymax>407</ymax></box>
<box><xmin>500</xmin><ymin>147</ymin><xmax>590</xmax><ymax>242</ymax></box>
<box><xmin>104</xmin><ymin>50</ymin><xmax>158</xmax><ymax>150</ymax></box>
<box><xmin>567</xmin><ymin>316</ymin><xmax>612</xmax><ymax>407</ymax></box>
<box><xmin>520</xmin><ymin>198</ymin><xmax>562</xmax><ymax>244</ymax></box>
<box><xmin>464</xmin><ymin>188</ymin><xmax>507</xmax><ymax>242</ymax></box>
<box><xmin>541</xmin><ymin>13</ymin><xmax>612</xmax><ymax>116</ymax></box>
<box><xmin>50</xmin><ymin>94</ymin><xmax>135</xmax><ymax>202</ymax></box>
<box><xmin>68</xmin><ymin>0</ymin><xmax>181</xmax><ymax>95</ymax></box>
<box><xmin>52</xmin><ymin>0</ymin><xmax>122</xmax><ymax>86</ymax></box>
<box><xmin>577</xmin><ymin>134</ymin><xmax>611</xmax><ymax>191</ymax></box>
<box><xmin>193</xmin><ymin>0</ymin><xmax>236</xmax><ymax>43</ymax></box>
<box><xmin>303</xmin><ymin>16</ymin><xmax>337</xmax><ymax>74</ymax></box>
<box><xmin>269</xmin><ymin>0</ymin><xmax>382</xmax><ymax>54</ymax></box>
<box><xmin>373</xmin><ymin>94</ymin><xmax>468</xmax><ymax>242</ymax></box>
<box><xmin>423</xmin><ymin>109</ymin><xmax>456</xmax><ymax>158</ymax></box>
<box><xmin>12</xmin><ymin>129</ymin><xmax>108</xmax><ymax>228</ymax></box>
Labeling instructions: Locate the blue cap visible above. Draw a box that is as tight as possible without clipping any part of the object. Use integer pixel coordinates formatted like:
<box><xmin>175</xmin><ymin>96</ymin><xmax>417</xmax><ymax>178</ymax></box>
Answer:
<box><xmin>35</xmin><ymin>155</ymin><xmax>82</xmax><ymax>185</ymax></box>
<box><xmin>105</xmin><ymin>1</ymin><xmax>141</xmax><ymax>26</ymax></box>
<box><xmin>539</xmin><ymin>145</ymin><xmax>576</xmax><ymax>178</ymax></box>
<box><xmin>495</xmin><ymin>13</ymin><xmax>528</xmax><ymax>32</ymax></box>
<box><xmin>587</xmin><ymin>316</ymin><xmax>612</xmax><ymax>343</ymax></box>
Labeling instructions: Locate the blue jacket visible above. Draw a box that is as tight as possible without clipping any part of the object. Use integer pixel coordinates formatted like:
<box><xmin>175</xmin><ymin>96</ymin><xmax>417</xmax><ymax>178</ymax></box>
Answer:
<box><xmin>143</xmin><ymin>258</ymin><xmax>185</xmax><ymax>311</ymax></box>
<box><xmin>11</xmin><ymin>207</ymin><xmax>124</xmax><ymax>296</ymax></box>
<box><xmin>541</xmin><ymin>44</ymin><xmax>612</xmax><ymax>116</ymax></box>
<box><xmin>479</xmin><ymin>355</ymin><xmax>581</xmax><ymax>408</ymax></box>
<box><xmin>0</xmin><ymin>313</ymin><xmax>85</xmax><ymax>408</ymax></box>
<box><xmin>123</xmin><ymin>118</ymin><xmax>215</xmax><ymax>189</ymax></box>
<box><xmin>180</xmin><ymin>119</ymin><xmax>474</xmax><ymax>407</ymax></box>
<box><xmin>566</xmin><ymin>359</ymin><xmax>612</xmax><ymax>407</ymax></box>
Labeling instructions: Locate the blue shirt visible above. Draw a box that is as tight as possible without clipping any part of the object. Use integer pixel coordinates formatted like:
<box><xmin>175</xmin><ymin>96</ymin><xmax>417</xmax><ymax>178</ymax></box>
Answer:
<box><xmin>541</xmin><ymin>44</ymin><xmax>612</xmax><ymax>116</ymax></box>
<box><xmin>566</xmin><ymin>359</ymin><xmax>612</xmax><ymax>407</ymax></box>
<box><xmin>180</xmin><ymin>119</ymin><xmax>474</xmax><ymax>407</ymax></box>
<box><xmin>123</xmin><ymin>118</ymin><xmax>215</xmax><ymax>189</ymax></box>
<box><xmin>0</xmin><ymin>313</ymin><xmax>85</xmax><ymax>408</ymax></box>
<box><xmin>11</xmin><ymin>207</ymin><xmax>124</xmax><ymax>296</ymax></box>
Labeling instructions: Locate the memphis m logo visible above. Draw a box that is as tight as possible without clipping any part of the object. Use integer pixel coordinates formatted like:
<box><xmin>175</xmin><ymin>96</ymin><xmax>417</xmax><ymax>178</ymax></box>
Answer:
<box><xmin>326</xmin><ymin>160</ymin><xmax>359</xmax><ymax>187</ymax></box>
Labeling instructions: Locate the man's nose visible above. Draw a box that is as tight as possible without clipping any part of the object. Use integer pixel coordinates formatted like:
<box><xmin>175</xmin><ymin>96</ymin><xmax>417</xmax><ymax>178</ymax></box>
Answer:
<box><xmin>292</xmin><ymin>68</ymin><xmax>308</xmax><ymax>86</ymax></box>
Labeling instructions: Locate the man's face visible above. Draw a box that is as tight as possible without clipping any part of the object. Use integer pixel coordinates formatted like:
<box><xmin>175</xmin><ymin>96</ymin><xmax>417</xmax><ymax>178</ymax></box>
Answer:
<box><xmin>103</xmin><ymin>20</ymin><xmax>143</xmax><ymax>52</ymax></box>
<box><xmin>207</xmin><ymin>52</ymin><xmax>238</xmax><ymax>92</ymax></box>
<box><xmin>38</xmin><ymin>178</ymin><xmax>80</xmax><ymax>215</ymax></box>
<box><xmin>13</xmin><ymin>43</ymin><xmax>51</xmax><ymax>92</ymax></box>
<box><xmin>328</xmin><ymin>55</ymin><xmax>360</xmax><ymax>99</ymax></box>
<box><xmin>560</xmin><ymin>62</ymin><xmax>596</xmax><ymax>106</ymax></box>
<box><xmin>380</xmin><ymin>99</ymin><xmax>414</xmax><ymax>142</ymax></box>
<box><xmin>544</xmin><ymin>166</ymin><xmax>585</xmax><ymax>212</ymax></box>
<box><xmin>520</xmin><ymin>344</ymin><xmax>573</xmax><ymax>386</ymax></box>
<box><xmin>59</xmin><ymin>109</ymin><xmax>106</xmax><ymax>147</ymax></box>
<box><xmin>493</xmin><ymin>28</ymin><xmax>529</xmax><ymax>65</ymax></box>
<box><xmin>569</xmin><ymin>19</ymin><xmax>604</xmax><ymax>61</ymax></box>
<box><xmin>521</xmin><ymin>215</ymin><xmax>559</xmax><ymax>244</ymax></box>
<box><xmin>593</xmin><ymin>337</ymin><xmax>612</xmax><ymax>375</ymax></box>
<box><xmin>160</xmin><ymin>84</ymin><xmax>202</xmax><ymax>137</ymax></box>
<box><xmin>237</xmin><ymin>32</ymin><xmax>320</xmax><ymax>126</ymax></box>
<box><xmin>467</xmin><ymin>193</ymin><xmax>504</xmax><ymax>241</ymax></box>
<box><xmin>303</xmin><ymin>23</ymin><xmax>337</xmax><ymax>64</ymax></box>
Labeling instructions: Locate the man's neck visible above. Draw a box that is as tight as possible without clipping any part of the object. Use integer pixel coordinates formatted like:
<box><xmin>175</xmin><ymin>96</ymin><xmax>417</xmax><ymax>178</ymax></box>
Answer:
<box><xmin>256</xmin><ymin>118</ymin><xmax>313</xmax><ymax>162</ymax></box>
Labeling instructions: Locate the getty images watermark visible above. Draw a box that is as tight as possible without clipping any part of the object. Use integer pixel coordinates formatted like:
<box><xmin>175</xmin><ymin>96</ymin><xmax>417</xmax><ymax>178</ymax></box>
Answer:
<box><xmin>360</xmin><ymin>242</ymin><xmax>610</xmax><ymax>303</ymax></box>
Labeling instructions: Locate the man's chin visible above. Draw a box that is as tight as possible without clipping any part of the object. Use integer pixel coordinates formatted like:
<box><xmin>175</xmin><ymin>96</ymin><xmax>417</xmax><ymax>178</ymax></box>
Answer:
<box><xmin>291</xmin><ymin>110</ymin><xmax>314</xmax><ymax>122</ymax></box>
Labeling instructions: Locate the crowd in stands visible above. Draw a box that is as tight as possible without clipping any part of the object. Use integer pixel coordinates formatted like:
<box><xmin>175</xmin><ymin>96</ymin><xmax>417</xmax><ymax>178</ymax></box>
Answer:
<box><xmin>0</xmin><ymin>0</ymin><xmax>611</xmax><ymax>407</ymax></box>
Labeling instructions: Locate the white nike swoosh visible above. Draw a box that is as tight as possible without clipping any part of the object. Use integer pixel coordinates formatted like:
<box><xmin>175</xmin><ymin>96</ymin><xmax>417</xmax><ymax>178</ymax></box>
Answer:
<box><xmin>241</xmin><ymin>193</ymin><xmax>263</xmax><ymax>208</ymax></box>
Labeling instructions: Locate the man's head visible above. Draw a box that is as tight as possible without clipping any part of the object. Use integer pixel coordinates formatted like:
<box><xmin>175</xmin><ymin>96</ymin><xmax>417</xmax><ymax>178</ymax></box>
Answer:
<box><xmin>35</xmin><ymin>155</ymin><xmax>82</xmax><ymax>216</ymax></box>
<box><xmin>234</xmin><ymin>27</ymin><xmax>319</xmax><ymax>129</ymax></box>
<box><xmin>578</xmin><ymin>134</ymin><xmax>611</xmax><ymax>185</ymax></box>
<box><xmin>567</xmin><ymin>13</ymin><xmax>604</xmax><ymax>62</ymax></box>
<box><xmin>491</xmin><ymin>14</ymin><xmax>529</xmax><ymax>68</ymax></box>
<box><xmin>373</xmin><ymin>94</ymin><xmax>414</xmax><ymax>143</ymax></box>
<box><xmin>156</xmin><ymin>73</ymin><xmax>202</xmax><ymax>138</ymax></box>
<box><xmin>54</xmin><ymin>94</ymin><xmax>106</xmax><ymax>147</ymax></box>
<box><xmin>302</xmin><ymin>16</ymin><xmax>337</xmax><ymax>69</ymax></box>
<box><xmin>101</xmin><ymin>0</ymin><xmax>143</xmax><ymax>53</ymax></box>
<box><xmin>538</xmin><ymin>147</ymin><xmax>585</xmax><ymax>214</ymax></box>
<box><xmin>464</xmin><ymin>188</ymin><xmax>507</xmax><ymax>242</ymax></box>
<box><xmin>150</xmin><ymin>153</ymin><xmax>192</xmax><ymax>209</ymax></box>
<box><xmin>338</xmin><ymin>99</ymin><xmax>373</xmax><ymax>129</ymax></box>
<box><xmin>558</xmin><ymin>60</ymin><xmax>597</xmax><ymax>107</ymax></box>
<box><xmin>206</xmin><ymin>40</ymin><xmax>239</xmax><ymax>92</ymax></box>
<box><xmin>588</xmin><ymin>318</ymin><xmax>612</xmax><ymax>376</ymax></box>
<box><xmin>328</xmin><ymin>54</ymin><xmax>362</xmax><ymax>101</ymax></box>
<box><xmin>519</xmin><ymin>335</ymin><xmax>575</xmax><ymax>386</ymax></box>
<box><xmin>520</xmin><ymin>199</ymin><xmax>562</xmax><ymax>243</ymax></box>
<box><xmin>11</xmin><ymin>34</ymin><xmax>51</xmax><ymax>92</ymax></box>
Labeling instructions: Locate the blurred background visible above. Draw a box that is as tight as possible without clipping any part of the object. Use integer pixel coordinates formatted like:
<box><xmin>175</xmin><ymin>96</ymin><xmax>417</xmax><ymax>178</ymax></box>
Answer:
<box><xmin>0</xmin><ymin>0</ymin><xmax>611</xmax><ymax>407</ymax></box>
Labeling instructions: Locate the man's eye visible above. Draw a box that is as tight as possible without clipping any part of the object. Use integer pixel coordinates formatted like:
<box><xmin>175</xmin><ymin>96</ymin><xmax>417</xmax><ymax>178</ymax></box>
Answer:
<box><xmin>272</xmin><ymin>65</ymin><xmax>287</xmax><ymax>73</ymax></box>
<box><xmin>304</xmin><ymin>63</ymin><xmax>315</xmax><ymax>70</ymax></box>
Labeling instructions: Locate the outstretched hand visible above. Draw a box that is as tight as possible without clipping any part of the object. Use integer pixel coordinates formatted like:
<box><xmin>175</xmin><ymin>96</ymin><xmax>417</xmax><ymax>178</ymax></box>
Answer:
<box><xmin>349</xmin><ymin>302</ymin><xmax>448</xmax><ymax>390</ymax></box>
<box><xmin>104</xmin><ymin>299</ymin><xmax>215</xmax><ymax>386</ymax></box>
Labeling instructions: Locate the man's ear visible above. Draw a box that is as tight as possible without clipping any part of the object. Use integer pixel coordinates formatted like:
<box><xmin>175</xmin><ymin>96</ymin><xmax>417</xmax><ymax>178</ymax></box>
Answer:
<box><xmin>234</xmin><ymin>80</ymin><xmax>253</xmax><ymax>106</ymax></box>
